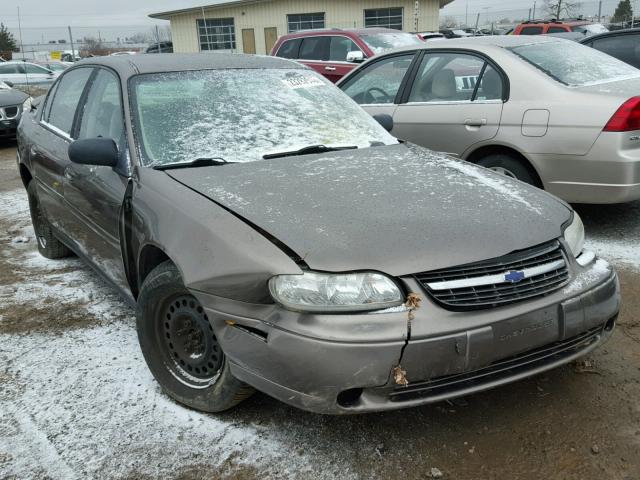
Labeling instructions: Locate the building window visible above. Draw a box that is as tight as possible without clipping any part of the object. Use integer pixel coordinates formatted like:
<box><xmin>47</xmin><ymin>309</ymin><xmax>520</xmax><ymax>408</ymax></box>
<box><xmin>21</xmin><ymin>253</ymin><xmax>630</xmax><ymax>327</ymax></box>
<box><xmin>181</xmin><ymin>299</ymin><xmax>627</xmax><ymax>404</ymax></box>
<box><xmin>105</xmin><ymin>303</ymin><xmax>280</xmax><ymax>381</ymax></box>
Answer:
<box><xmin>287</xmin><ymin>13</ymin><xmax>325</xmax><ymax>33</ymax></box>
<box><xmin>364</xmin><ymin>7</ymin><xmax>403</xmax><ymax>30</ymax></box>
<box><xmin>197</xmin><ymin>18</ymin><xmax>236</xmax><ymax>50</ymax></box>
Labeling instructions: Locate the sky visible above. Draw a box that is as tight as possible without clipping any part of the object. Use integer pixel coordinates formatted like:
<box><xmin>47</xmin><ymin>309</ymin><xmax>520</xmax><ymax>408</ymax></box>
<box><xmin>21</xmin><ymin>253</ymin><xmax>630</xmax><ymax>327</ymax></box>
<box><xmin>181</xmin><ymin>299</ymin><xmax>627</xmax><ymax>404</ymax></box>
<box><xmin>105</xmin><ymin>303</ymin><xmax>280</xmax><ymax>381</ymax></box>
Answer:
<box><xmin>0</xmin><ymin>0</ymin><xmax>626</xmax><ymax>44</ymax></box>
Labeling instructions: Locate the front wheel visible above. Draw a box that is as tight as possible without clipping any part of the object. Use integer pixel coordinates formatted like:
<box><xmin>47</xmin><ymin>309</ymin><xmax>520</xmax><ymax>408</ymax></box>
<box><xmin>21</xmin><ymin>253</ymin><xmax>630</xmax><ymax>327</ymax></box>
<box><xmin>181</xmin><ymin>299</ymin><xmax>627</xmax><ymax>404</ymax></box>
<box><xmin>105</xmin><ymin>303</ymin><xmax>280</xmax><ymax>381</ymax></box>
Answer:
<box><xmin>136</xmin><ymin>260</ymin><xmax>253</xmax><ymax>412</ymax></box>
<box><xmin>476</xmin><ymin>153</ymin><xmax>541</xmax><ymax>188</ymax></box>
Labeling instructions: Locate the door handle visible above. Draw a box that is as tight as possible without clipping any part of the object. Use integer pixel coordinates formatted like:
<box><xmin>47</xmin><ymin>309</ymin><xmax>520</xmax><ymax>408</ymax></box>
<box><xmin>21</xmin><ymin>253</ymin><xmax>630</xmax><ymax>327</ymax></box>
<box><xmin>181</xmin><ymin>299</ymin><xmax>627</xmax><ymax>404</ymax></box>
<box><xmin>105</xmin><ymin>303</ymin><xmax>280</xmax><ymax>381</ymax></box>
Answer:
<box><xmin>325</xmin><ymin>66</ymin><xmax>336</xmax><ymax>71</ymax></box>
<box><xmin>464</xmin><ymin>118</ymin><xmax>487</xmax><ymax>127</ymax></box>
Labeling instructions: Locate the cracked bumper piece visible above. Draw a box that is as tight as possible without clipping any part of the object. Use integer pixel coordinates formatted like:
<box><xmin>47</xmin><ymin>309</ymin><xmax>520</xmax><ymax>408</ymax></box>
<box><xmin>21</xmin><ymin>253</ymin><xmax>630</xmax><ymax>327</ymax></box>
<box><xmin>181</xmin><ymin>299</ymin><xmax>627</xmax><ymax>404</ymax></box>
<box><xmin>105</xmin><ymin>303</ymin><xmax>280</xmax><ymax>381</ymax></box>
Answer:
<box><xmin>195</xmin><ymin>267</ymin><xmax>619</xmax><ymax>414</ymax></box>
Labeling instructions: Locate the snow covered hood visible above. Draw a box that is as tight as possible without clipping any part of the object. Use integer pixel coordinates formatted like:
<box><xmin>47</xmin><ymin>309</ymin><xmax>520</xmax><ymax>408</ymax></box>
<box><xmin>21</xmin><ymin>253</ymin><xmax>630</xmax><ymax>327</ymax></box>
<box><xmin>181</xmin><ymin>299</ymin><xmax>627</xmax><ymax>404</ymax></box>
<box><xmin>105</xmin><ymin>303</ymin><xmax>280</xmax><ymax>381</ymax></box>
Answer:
<box><xmin>166</xmin><ymin>144</ymin><xmax>571</xmax><ymax>276</ymax></box>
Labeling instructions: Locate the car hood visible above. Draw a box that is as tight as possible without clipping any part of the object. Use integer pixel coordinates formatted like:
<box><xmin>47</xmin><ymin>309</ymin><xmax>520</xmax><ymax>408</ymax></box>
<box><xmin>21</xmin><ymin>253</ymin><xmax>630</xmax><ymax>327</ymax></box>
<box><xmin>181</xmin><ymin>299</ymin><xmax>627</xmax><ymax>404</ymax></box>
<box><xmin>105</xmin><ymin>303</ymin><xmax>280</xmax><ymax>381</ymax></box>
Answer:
<box><xmin>166</xmin><ymin>144</ymin><xmax>571</xmax><ymax>276</ymax></box>
<box><xmin>0</xmin><ymin>88</ymin><xmax>28</xmax><ymax>106</ymax></box>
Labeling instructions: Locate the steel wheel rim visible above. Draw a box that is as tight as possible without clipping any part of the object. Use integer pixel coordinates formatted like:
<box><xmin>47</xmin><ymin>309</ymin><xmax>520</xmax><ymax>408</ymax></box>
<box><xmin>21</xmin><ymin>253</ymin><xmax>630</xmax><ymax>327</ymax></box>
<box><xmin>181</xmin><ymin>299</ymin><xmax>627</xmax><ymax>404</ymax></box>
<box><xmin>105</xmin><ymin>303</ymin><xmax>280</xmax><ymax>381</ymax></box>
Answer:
<box><xmin>158</xmin><ymin>294</ymin><xmax>223</xmax><ymax>388</ymax></box>
<box><xmin>489</xmin><ymin>166</ymin><xmax>518</xmax><ymax>179</ymax></box>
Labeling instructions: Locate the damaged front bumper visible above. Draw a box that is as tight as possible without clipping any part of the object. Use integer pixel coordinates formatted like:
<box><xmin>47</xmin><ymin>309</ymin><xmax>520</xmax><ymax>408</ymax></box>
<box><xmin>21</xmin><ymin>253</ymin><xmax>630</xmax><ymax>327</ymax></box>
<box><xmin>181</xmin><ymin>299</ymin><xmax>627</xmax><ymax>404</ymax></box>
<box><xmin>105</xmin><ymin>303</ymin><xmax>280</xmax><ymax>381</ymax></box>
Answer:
<box><xmin>192</xmin><ymin>255</ymin><xmax>620</xmax><ymax>414</ymax></box>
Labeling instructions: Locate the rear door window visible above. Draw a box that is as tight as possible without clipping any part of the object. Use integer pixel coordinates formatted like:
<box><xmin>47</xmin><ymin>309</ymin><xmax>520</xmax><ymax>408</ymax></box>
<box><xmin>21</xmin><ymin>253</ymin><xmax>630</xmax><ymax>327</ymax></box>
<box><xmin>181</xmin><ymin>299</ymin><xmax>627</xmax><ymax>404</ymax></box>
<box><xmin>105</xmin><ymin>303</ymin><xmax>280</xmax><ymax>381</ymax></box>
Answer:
<box><xmin>275</xmin><ymin>38</ymin><xmax>301</xmax><ymax>58</ymax></box>
<box><xmin>520</xmin><ymin>26</ymin><xmax>543</xmax><ymax>35</ymax></box>
<box><xmin>46</xmin><ymin>68</ymin><xmax>93</xmax><ymax>136</ymax></box>
<box><xmin>0</xmin><ymin>64</ymin><xmax>19</xmax><ymax>74</ymax></box>
<box><xmin>341</xmin><ymin>53</ymin><xmax>415</xmax><ymax>104</ymax></box>
<box><xmin>547</xmin><ymin>26</ymin><xmax>568</xmax><ymax>33</ymax></box>
<box><xmin>299</xmin><ymin>36</ymin><xmax>330</xmax><ymax>61</ymax></box>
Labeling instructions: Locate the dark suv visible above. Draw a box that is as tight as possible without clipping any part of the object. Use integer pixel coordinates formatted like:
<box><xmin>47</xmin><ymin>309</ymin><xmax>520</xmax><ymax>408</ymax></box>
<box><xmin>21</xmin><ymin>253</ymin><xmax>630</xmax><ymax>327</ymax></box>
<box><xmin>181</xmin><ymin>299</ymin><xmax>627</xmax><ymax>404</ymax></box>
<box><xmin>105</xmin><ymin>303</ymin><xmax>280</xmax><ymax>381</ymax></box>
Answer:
<box><xmin>270</xmin><ymin>28</ymin><xmax>422</xmax><ymax>82</ymax></box>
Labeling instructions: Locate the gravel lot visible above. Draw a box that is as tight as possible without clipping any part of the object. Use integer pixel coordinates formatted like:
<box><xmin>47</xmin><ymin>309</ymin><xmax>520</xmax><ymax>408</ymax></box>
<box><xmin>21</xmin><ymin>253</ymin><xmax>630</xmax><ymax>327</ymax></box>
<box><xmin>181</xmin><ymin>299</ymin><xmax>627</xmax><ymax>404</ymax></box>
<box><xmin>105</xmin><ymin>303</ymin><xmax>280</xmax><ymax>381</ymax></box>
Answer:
<box><xmin>1</xmin><ymin>141</ymin><xmax>639</xmax><ymax>480</ymax></box>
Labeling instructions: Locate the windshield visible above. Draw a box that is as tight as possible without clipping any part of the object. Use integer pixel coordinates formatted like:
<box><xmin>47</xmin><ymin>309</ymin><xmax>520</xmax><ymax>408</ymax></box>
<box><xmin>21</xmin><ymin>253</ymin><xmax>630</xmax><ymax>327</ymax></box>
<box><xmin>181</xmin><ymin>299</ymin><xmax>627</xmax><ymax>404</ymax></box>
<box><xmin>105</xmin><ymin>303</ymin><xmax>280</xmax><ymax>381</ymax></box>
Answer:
<box><xmin>358</xmin><ymin>32</ymin><xmax>422</xmax><ymax>54</ymax></box>
<box><xmin>508</xmin><ymin>40</ymin><xmax>640</xmax><ymax>86</ymax></box>
<box><xmin>131</xmin><ymin>69</ymin><xmax>397</xmax><ymax>167</ymax></box>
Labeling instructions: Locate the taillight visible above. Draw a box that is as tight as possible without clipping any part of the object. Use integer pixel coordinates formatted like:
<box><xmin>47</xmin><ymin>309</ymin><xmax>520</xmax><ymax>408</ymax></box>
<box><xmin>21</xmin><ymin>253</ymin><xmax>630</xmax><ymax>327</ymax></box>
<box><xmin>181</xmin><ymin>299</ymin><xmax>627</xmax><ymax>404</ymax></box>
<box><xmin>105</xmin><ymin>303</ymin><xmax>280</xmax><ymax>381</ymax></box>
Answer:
<box><xmin>603</xmin><ymin>97</ymin><xmax>640</xmax><ymax>132</ymax></box>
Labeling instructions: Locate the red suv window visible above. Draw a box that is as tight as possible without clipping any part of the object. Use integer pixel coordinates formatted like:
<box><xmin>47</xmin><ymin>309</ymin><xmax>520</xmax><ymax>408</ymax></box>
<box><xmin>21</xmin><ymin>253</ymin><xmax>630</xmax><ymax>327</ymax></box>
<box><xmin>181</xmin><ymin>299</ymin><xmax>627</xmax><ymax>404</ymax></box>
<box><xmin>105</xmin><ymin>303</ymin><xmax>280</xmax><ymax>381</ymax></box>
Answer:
<box><xmin>547</xmin><ymin>26</ymin><xmax>569</xmax><ymax>33</ymax></box>
<box><xmin>299</xmin><ymin>36</ymin><xmax>330</xmax><ymax>60</ymax></box>
<box><xmin>520</xmin><ymin>26</ymin><xmax>544</xmax><ymax>35</ymax></box>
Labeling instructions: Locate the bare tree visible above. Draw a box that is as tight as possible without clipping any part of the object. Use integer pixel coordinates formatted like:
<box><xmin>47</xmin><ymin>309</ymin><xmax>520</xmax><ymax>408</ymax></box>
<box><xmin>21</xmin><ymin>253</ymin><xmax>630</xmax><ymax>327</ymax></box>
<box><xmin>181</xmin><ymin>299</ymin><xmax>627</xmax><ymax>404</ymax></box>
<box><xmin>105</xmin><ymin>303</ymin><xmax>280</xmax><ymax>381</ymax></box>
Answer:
<box><xmin>544</xmin><ymin>0</ymin><xmax>582</xmax><ymax>19</ymax></box>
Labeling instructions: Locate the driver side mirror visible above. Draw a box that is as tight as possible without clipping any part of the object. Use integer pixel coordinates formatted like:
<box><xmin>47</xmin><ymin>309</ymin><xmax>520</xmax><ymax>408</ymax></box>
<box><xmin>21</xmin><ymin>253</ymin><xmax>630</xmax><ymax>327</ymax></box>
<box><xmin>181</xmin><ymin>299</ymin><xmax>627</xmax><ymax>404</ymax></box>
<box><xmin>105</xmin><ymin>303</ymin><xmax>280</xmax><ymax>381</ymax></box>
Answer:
<box><xmin>373</xmin><ymin>113</ymin><xmax>394</xmax><ymax>132</ymax></box>
<box><xmin>346</xmin><ymin>51</ymin><xmax>365</xmax><ymax>63</ymax></box>
<box><xmin>68</xmin><ymin>138</ymin><xmax>119</xmax><ymax>167</ymax></box>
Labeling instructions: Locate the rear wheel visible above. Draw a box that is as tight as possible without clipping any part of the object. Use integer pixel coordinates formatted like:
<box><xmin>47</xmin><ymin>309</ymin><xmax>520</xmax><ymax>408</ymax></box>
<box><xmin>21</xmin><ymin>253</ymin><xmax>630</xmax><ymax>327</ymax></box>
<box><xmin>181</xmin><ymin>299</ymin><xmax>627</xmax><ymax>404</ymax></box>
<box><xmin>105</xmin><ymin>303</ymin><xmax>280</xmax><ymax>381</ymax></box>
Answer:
<box><xmin>26</xmin><ymin>181</ymin><xmax>72</xmax><ymax>259</ymax></box>
<box><xmin>476</xmin><ymin>153</ymin><xmax>541</xmax><ymax>188</ymax></box>
<box><xmin>136</xmin><ymin>261</ymin><xmax>254</xmax><ymax>412</ymax></box>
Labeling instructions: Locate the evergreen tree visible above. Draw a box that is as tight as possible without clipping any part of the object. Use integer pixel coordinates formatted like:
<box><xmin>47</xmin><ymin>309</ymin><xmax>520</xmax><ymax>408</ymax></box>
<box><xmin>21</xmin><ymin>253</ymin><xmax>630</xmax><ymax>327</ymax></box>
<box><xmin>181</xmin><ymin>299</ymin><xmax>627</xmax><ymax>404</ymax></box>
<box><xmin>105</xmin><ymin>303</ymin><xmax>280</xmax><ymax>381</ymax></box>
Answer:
<box><xmin>0</xmin><ymin>23</ymin><xmax>17</xmax><ymax>52</ymax></box>
<box><xmin>612</xmin><ymin>0</ymin><xmax>633</xmax><ymax>23</ymax></box>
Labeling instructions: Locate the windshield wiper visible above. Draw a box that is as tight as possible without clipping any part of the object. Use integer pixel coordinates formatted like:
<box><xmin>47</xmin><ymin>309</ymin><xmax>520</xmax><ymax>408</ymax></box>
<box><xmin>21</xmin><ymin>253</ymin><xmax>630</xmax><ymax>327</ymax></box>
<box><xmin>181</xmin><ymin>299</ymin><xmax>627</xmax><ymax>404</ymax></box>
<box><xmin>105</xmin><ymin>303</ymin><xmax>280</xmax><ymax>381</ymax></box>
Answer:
<box><xmin>153</xmin><ymin>157</ymin><xmax>232</xmax><ymax>170</ymax></box>
<box><xmin>262</xmin><ymin>144</ymin><xmax>358</xmax><ymax>160</ymax></box>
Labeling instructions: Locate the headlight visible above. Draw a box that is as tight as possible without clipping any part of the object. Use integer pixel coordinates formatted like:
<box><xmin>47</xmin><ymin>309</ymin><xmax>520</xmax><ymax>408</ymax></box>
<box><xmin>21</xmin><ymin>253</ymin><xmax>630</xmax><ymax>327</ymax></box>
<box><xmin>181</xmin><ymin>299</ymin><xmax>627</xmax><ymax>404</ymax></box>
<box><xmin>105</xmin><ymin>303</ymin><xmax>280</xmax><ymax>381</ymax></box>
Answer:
<box><xmin>22</xmin><ymin>97</ymin><xmax>32</xmax><ymax>112</ymax></box>
<box><xmin>563</xmin><ymin>212</ymin><xmax>585</xmax><ymax>258</ymax></box>
<box><xmin>269</xmin><ymin>271</ymin><xmax>403</xmax><ymax>312</ymax></box>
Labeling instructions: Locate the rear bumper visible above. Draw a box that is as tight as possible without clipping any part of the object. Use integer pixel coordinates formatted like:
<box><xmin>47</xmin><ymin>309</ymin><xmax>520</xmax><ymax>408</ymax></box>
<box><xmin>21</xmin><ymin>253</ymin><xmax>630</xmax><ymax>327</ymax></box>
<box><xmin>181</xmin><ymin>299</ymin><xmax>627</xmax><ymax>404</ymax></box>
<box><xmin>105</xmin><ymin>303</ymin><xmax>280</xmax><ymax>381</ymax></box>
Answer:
<box><xmin>530</xmin><ymin>132</ymin><xmax>640</xmax><ymax>204</ymax></box>
<box><xmin>194</xmin><ymin>259</ymin><xmax>620</xmax><ymax>414</ymax></box>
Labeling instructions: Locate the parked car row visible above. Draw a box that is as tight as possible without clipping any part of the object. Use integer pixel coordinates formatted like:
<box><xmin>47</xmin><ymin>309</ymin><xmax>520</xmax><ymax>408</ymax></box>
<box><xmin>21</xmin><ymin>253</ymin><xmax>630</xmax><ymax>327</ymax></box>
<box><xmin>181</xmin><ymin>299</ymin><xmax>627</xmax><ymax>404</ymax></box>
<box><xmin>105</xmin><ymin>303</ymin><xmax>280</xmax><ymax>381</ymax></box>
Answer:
<box><xmin>16</xmin><ymin>52</ymin><xmax>620</xmax><ymax>415</ymax></box>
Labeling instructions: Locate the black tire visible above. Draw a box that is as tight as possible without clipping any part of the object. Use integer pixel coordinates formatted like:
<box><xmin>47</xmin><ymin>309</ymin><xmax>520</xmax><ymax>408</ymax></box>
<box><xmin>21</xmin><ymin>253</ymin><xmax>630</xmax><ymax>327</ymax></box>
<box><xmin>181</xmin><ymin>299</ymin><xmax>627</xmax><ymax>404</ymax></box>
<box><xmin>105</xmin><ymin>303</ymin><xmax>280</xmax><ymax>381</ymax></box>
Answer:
<box><xmin>476</xmin><ymin>153</ymin><xmax>541</xmax><ymax>188</ymax></box>
<box><xmin>26</xmin><ymin>181</ymin><xmax>72</xmax><ymax>259</ymax></box>
<box><xmin>136</xmin><ymin>260</ymin><xmax>253</xmax><ymax>412</ymax></box>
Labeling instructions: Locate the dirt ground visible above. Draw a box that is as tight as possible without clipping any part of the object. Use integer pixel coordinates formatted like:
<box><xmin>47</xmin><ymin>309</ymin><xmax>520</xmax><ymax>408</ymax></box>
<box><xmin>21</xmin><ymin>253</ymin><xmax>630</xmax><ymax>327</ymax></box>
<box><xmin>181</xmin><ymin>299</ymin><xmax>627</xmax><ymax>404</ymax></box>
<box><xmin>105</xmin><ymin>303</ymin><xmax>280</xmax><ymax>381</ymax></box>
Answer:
<box><xmin>0</xmin><ymin>141</ymin><xmax>639</xmax><ymax>480</ymax></box>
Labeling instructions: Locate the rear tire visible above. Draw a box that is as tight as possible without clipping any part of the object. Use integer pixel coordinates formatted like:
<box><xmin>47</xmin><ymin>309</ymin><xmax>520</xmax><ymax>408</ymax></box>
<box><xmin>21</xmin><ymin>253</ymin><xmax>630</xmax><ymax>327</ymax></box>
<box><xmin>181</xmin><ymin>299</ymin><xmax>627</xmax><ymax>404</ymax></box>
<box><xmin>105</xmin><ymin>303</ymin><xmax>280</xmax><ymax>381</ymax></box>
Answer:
<box><xmin>136</xmin><ymin>260</ymin><xmax>254</xmax><ymax>412</ymax></box>
<box><xmin>26</xmin><ymin>181</ymin><xmax>72</xmax><ymax>259</ymax></box>
<box><xmin>476</xmin><ymin>153</ymin><xmax>541</xmax><ymax>188</ymax></box>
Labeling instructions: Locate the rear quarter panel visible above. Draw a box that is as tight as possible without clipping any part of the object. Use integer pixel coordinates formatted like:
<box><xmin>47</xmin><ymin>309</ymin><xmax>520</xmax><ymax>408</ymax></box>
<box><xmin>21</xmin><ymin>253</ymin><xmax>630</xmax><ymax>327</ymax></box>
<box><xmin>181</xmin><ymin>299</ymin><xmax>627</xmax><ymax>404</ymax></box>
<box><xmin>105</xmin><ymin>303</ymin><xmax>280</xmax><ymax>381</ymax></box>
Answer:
<box><xmin>487</xmin><ymin>49</ymin><xmax>626</xmax><ymax>156</ymax></box>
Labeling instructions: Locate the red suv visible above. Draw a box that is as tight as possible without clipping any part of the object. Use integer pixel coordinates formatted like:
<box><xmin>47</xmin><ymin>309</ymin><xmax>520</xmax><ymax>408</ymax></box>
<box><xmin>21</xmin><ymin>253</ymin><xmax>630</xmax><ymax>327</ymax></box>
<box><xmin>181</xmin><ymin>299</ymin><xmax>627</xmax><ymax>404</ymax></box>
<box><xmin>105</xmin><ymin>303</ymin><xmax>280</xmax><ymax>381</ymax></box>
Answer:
<box><xmin>270</xmin><ymin>28</ymin><xmax>422</xmax><ymax>82</ymax></box>
<box><xmin>512</xmin><ymin>20</ymin><xmax>608</xmax><ymax>35</ymax></box>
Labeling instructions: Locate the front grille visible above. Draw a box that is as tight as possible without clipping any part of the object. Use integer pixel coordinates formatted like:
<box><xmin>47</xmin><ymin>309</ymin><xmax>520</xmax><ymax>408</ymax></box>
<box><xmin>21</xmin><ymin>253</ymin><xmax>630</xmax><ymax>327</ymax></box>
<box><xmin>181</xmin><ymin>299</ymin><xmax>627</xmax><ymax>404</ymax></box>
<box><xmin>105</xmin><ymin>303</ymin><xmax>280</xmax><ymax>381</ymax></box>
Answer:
<box><xmin>390</xmin><ymin>325</ymin><xmax>602</xmax><ymax>402</ymax></box>
<box><xmin>414</xmin><ymin>241</ymin><xmax>569</xmax><ymax>310</ymax></box>
<box><xmin>3</xmin><ymin>106</ymin><xmax>18</xmax><ymax>118</ymax></box>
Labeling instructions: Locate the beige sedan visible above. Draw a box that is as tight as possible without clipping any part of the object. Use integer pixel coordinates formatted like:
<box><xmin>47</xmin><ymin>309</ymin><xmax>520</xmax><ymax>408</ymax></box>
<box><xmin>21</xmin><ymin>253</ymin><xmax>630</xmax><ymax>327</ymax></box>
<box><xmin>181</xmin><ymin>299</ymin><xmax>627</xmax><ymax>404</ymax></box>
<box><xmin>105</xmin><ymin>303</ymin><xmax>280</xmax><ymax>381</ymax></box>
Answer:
<box><xmin>338</xmin><ymin>35</ymin><xmax>640</xmax><ymax>204</ymax></box>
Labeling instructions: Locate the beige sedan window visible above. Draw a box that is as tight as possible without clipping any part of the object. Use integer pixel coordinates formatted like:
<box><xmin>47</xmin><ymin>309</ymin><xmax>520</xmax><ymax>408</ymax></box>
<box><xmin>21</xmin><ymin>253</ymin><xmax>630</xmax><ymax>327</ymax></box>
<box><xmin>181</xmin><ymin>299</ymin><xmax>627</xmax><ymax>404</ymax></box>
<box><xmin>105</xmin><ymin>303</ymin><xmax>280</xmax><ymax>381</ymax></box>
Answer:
<box><xmin>341</xmin><ymin>54</ymin><xmax>414</xmax><ymax>104</ymax></box>
<box><xmin>408</xmin><ymin>53</ymin><xmax>485</xmax><ymax>103</ymax></box>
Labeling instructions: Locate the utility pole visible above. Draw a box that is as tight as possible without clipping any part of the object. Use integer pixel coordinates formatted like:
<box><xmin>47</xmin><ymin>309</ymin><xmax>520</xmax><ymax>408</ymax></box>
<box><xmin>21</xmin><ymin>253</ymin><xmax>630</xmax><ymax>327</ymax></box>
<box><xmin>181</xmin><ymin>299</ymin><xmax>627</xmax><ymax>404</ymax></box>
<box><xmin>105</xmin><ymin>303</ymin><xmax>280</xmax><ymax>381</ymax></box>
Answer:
<box><xmin>556</xmin><ymin>0</ymin><xmax>562</xmax><ymax>20</ymax></box>
<box><xmin>68</xmin><ymin>26</ymin><xmax>75</xmax><ymax>61</ymax></box>
<box><xmin>17</xmin><ymin>6</ymin><xmax>24</xmax><ymax>55</ymax></box>
<box><xmin>528</xmin><ymin>8</ymin><xmax>532</xmax><ymax>20</ymax></box>
<box><xmin>533</xmin><ymin>1</ymin><xmax>537</xmax><ymax>19</ymax></box>
<box><xmin>597</xmin><ymin>0</ymin><xmax>602</xmax><ymax>22</ymax></box>
<box><xmin>465</xmin><ymin>2</ymin><xmax>469</xmax><ymax>27</ymax></box>
<box><xmin>155</xmin><ymin>25</ymin><xmax>161</xmax><ymax>53</ymax></box>
<box><xmin>474</xmin><ymin>12</ymin><xmax>480</xmax><ymax>30</ymax></box>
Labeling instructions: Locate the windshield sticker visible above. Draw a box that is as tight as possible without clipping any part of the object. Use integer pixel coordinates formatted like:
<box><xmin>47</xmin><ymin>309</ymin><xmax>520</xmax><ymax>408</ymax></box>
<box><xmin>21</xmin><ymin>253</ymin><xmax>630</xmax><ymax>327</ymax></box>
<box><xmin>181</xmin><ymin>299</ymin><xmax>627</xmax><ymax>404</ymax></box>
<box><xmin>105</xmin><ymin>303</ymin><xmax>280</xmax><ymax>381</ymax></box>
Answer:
<box><xmin>281</xmin><ymin>76</ymin><xmax>324</xmax><ymax>89</ymax></box>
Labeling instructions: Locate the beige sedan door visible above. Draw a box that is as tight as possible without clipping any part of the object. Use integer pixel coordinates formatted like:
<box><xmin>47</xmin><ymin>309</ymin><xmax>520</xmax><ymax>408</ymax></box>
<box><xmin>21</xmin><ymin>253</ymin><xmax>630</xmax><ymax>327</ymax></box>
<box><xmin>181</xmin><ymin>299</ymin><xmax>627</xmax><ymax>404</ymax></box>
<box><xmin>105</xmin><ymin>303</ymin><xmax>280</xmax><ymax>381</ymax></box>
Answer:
<box><xmin>392</xmin><ymin>52</ymin><xmax>504</xmax><ymax>157</ymax></box>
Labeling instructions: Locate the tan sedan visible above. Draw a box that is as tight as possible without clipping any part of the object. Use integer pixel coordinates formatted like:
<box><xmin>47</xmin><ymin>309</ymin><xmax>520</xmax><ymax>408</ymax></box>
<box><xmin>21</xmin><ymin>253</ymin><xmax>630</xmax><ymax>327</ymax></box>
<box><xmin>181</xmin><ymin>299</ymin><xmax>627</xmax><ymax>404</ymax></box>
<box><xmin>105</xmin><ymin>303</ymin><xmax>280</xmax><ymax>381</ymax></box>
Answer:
<box><xmin>338</xmin><ymin>35</ymin><xmax>640</xmax><ymax>204</ymax></box>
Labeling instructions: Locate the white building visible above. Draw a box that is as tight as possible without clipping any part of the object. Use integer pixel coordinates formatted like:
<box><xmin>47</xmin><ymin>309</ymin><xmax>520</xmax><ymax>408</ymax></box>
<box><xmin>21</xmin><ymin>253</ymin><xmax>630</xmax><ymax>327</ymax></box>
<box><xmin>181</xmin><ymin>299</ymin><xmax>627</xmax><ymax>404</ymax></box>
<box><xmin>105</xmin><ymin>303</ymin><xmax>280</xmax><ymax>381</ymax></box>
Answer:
<box><xmin>150</xmin><ymin>0</ymin><xmax>452</xmax><ymax>55</ymax></box>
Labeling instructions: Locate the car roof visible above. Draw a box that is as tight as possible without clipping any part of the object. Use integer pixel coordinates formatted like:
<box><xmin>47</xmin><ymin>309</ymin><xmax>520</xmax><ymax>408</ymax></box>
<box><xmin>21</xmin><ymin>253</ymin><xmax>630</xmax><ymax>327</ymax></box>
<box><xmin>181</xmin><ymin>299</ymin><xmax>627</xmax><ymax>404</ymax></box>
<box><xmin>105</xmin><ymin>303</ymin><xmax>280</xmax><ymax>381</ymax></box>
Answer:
<box><xmin>366</xmin><ymin>35</ymin><xmax>563</xmax><ymax>58</ymax></box>
<box><xmin>72</xmin><ymin>53</ymin><xmax>305</xmax><ymax>77</ymax></box>
<box><xmin>580</xmin><ymin>27</ymin><xmax>640</xmax><ymax>42</ymax></box>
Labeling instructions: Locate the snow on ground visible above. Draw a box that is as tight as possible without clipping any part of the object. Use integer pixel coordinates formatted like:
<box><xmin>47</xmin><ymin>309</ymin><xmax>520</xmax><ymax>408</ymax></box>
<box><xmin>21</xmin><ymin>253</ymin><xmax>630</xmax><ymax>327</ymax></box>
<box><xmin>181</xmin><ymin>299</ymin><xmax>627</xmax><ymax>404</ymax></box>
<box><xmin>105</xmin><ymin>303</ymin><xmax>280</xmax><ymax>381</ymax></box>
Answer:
<box><xmin>585</xmin><ymin>237</ymin><xmax>640</xmax><ymax>271</ymax></box>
